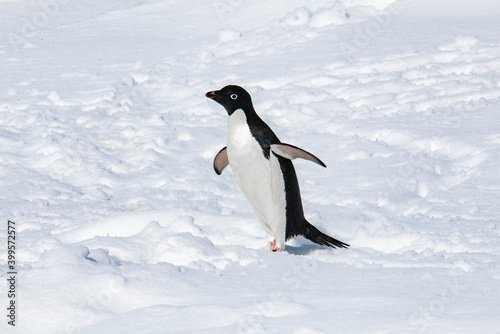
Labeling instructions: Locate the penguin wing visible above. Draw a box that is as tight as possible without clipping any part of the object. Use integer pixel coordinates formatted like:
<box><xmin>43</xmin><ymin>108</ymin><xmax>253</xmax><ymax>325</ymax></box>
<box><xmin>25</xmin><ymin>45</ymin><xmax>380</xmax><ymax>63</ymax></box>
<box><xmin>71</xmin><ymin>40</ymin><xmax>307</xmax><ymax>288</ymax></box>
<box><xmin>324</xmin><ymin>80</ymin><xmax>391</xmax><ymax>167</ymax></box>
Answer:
<box><xmin>271</xmin><ymin>143</ymin><xmax>326</xmax><ymax>168</ymax></box>
<box><xmin>214</xmin><ymin>146</ymin><xmax>229</xmax><ymax>175</ymax></box>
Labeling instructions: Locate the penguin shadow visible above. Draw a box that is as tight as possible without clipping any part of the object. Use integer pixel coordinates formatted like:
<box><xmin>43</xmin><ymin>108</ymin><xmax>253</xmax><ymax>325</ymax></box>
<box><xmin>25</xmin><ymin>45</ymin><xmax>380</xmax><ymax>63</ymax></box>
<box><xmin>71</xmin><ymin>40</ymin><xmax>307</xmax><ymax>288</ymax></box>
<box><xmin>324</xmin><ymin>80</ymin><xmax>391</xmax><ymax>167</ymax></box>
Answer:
<box><xmin>285</xmin><ymin>242</ymin><xmax>328</xmax><ymax>256</ymax></box>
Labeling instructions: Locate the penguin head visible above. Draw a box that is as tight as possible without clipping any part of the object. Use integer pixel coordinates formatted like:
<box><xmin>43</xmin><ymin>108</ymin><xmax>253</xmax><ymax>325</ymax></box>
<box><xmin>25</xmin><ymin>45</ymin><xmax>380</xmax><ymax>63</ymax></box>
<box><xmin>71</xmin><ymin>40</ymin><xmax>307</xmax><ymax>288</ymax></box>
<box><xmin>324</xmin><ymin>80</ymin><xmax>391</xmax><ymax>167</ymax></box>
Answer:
<box><xmin>206</xmin><ymin>85</ymin><xmax>253</xmax><ymax>115</ymax></box>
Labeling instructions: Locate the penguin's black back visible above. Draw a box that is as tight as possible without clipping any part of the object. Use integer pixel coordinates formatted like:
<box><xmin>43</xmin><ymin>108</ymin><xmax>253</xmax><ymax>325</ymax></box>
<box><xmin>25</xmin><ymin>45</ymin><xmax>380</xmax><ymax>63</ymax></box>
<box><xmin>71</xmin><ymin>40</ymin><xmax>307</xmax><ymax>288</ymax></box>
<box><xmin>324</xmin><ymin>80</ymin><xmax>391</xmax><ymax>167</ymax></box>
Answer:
<box><xmin>276</xmin><ymin>155</ymin><xmax>305</xmax><ymax>240</ymax></box>
<box><xmin>278</xmin><ymin>155</ymin><xmax>349</xmax><ymax>249</ymax></box>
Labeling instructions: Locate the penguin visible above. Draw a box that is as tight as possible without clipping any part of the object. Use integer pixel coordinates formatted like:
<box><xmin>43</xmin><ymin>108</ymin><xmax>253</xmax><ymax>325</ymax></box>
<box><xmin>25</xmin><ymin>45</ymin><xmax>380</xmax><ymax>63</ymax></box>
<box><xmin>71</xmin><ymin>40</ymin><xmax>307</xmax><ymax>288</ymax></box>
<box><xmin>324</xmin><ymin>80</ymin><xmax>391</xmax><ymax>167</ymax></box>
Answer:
<box><xmin>206</xmin><ymin>85</ymin><xmax>349</xmax><ymax>252</ymax></box>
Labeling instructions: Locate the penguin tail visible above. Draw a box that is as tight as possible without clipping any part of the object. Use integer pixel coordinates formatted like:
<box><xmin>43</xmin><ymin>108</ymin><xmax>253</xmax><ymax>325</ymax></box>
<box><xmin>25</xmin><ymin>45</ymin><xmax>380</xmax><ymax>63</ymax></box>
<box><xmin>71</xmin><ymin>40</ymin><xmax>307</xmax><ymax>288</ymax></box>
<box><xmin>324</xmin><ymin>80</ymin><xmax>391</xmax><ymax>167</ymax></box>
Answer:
<box><xmin>303</xmin><ymin>220</ymin><xmax>349</xmax><ymax>249</ymax></box>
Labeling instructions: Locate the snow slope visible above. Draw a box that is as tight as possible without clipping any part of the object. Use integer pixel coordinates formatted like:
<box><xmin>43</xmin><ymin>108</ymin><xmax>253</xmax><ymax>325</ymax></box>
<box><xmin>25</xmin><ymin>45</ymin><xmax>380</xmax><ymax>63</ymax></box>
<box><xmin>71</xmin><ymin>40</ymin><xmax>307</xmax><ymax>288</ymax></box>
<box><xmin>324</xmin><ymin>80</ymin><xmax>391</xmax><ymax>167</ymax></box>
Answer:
<box><xmin>1</xmin><ymin>0</ymin><xmax>499</xmax><ymax>333</ymax></box>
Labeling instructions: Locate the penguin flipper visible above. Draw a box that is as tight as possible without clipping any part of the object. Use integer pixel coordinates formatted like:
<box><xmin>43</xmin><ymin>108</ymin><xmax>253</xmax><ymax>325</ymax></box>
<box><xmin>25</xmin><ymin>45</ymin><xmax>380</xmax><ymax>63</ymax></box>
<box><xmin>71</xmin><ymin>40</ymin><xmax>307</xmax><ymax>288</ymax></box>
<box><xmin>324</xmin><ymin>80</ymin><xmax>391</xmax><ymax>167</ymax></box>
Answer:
<box><xmin>214</xmin><ymin>146</ymin><xmax>229</xmax><ymax>175</ymax></box>
<box><xmin>271</xmin><ymin>143</ymin><xmax>326</xmax><ymax>168</ymax></box>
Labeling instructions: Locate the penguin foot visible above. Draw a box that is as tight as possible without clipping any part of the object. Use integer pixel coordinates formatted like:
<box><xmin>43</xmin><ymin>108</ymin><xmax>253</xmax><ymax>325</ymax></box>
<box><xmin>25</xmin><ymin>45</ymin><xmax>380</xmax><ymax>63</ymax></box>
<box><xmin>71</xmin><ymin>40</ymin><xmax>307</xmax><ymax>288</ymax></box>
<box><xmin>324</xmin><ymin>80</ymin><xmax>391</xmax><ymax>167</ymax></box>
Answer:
<box><xmin>269</xmin><ymin>240</ymin><xmax>283</xmax><ymax>252</ymax></box>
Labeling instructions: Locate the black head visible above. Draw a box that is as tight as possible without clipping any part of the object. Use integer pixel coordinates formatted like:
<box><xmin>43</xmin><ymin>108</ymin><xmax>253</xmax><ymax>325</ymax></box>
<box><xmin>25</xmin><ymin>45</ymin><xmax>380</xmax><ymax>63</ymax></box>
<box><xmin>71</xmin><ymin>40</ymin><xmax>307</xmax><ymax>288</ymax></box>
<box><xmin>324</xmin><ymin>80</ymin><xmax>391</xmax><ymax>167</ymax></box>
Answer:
<box><xmin>205</xmin><ymin>85</ymin><xmax>254</xmax><ymax>115</ymax></box>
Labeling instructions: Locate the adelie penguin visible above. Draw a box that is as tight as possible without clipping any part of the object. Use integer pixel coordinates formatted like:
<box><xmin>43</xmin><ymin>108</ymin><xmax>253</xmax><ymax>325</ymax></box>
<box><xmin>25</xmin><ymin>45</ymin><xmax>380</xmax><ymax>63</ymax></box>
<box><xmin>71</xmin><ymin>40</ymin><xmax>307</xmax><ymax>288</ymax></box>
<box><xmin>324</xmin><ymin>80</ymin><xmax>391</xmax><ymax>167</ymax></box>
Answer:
<box><xmin>206</xmin><ymin>85</ymin><xmax>349</xmax><ymax>252</ymax></box>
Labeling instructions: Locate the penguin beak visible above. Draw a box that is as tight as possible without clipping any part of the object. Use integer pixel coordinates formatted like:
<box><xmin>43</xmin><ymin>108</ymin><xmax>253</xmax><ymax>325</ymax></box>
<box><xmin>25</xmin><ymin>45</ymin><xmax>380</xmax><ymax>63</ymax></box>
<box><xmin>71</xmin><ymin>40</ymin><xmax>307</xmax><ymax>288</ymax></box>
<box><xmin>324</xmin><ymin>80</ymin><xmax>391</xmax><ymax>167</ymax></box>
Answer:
<box><xmin>205</xmin><ymin>90</ymin><xmax>218</xmax><ymax>99</ymax></box>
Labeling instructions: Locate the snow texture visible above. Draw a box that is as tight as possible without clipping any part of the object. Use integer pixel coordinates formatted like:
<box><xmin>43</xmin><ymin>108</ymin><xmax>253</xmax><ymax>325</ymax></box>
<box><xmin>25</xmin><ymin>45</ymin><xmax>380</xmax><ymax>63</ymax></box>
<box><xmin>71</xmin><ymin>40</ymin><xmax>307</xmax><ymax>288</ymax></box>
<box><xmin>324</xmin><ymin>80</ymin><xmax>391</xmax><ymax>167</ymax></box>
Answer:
<box><xmin>1</xmin><ymin>0</ymin><xmax>499</xmax><ymax>333</ymax></box>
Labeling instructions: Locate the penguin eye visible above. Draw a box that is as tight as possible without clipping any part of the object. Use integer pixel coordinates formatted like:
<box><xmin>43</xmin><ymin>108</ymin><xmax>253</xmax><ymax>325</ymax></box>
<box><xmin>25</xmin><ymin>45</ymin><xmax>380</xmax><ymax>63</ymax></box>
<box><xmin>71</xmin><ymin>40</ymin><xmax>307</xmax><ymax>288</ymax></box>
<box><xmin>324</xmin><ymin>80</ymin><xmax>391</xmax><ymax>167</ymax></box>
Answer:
<box><xmin>230</xmin><ymin>94</ymin><xmax>238</xmax><ymax>100</ymax></box>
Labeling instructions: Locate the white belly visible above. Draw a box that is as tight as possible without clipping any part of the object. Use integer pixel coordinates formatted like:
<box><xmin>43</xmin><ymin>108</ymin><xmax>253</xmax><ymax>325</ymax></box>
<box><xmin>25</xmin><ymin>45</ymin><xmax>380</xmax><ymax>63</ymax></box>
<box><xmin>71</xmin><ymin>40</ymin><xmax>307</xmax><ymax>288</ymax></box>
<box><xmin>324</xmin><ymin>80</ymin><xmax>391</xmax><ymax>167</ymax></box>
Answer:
<box><xmin>227</xmin><ymin>109</ymin><xmax>287</xmax><ymax>249</ymax></box>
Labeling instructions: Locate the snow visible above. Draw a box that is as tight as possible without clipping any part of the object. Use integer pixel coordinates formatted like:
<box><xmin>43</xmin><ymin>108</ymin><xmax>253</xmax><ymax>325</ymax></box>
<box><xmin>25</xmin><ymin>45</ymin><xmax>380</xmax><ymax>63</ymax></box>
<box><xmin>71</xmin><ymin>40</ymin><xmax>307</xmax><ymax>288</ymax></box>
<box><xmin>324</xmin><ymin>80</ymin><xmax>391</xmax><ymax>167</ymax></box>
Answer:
<box><xmin>1</xmin><ymin>0</ymin><xmax>499</xmax><ymax>333</ymax></box>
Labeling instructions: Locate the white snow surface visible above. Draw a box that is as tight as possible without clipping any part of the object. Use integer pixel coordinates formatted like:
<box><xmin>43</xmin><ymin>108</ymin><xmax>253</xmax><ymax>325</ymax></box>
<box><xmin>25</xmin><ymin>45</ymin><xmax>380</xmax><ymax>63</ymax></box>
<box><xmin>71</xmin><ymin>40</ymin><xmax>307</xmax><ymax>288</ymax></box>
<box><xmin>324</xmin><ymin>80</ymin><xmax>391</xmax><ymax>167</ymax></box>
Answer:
<box><xmin>1</xmin><ymin>0</ymin><xmax>500</xmax><ymax>333</ymax></box>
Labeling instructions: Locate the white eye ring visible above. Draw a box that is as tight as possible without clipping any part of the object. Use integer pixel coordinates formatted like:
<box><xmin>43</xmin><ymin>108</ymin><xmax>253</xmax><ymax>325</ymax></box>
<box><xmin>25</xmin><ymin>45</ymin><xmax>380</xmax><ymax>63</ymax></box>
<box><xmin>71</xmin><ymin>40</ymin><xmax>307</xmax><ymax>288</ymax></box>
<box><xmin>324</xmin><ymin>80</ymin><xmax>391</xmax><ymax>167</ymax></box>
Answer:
<box><xmin>230</xmin><ymin>94</ymin><xmax>238</xmax><ymax>100</ymax></box>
